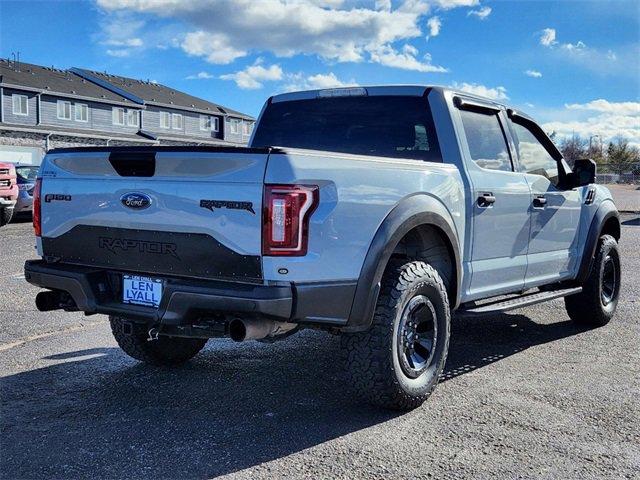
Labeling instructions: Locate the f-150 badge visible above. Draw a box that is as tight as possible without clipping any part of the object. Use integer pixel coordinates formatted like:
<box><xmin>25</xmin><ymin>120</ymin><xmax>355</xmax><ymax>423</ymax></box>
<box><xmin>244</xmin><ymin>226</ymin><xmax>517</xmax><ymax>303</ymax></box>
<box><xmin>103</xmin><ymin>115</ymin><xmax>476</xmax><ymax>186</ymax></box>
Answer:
<box><xmin>200</xmin><ymin>199</ymin><xmax>255</xmax><ymax>215</ymax></box>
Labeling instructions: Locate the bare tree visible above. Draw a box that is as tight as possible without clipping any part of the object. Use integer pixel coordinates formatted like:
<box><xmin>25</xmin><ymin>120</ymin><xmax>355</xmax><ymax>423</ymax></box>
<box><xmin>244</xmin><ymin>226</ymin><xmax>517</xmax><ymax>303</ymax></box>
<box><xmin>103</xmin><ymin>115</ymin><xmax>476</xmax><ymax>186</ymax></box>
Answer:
<box><xmin>559</xmin><ymin>134</ymin><xmax>587</xmax><ymax>167</ymax></box>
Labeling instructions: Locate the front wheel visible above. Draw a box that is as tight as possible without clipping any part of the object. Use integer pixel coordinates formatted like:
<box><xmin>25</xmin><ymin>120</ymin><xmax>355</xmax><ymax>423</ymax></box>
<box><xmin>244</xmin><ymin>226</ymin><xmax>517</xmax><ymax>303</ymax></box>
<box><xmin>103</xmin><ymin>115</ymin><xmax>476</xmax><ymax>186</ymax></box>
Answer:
<box><xmin>565</xmin><ymin>234</ymin><xmax>621</xmax><ymax>327</ymax></box>
<box><xmin>110</xmin><ymin>316</ymin><xmax>207</xmax><ymax>365</ymax></box>
<box><xmin>342</xmin><ymin>260</ymin><xmax>451</xmax><ymax>410</ymax></box>
<box><xmin>0</xmin><ymin>207</ymin><xmax>14</xmax><ymax>226</ymax></box>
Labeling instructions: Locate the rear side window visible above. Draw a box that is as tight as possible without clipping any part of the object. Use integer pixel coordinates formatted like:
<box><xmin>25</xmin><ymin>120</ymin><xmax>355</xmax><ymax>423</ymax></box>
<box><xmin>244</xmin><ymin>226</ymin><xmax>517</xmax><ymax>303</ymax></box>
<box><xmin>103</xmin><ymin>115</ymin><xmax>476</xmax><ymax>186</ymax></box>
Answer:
<box><xmin>511</xmin><ymin>122</ymin><xmax>560</xmax><ymax>186</ymax></box>
<box><xmin>251</xmin><ymin>95</ymin><xmax>441</xmax><ymax>162</ymax></box>
<box><xmin>459</xmin><ymin>109</ymin><xmax>512</xmax><ymax>172</ymax></box>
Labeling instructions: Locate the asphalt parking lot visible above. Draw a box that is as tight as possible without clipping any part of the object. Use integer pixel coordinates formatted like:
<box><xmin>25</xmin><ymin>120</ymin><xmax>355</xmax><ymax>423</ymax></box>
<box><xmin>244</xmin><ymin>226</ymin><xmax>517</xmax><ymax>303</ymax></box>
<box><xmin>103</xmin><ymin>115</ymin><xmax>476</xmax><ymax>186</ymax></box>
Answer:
<box><xmin>1</xmin><ymin>217</ymin><xmax>639</xmax><ymax>480</ymax></box>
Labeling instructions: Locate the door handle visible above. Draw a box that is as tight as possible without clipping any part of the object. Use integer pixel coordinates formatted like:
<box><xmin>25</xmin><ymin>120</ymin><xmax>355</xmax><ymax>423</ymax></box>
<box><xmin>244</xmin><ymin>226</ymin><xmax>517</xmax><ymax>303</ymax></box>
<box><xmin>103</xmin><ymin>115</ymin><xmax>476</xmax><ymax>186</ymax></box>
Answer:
<box><xmin>477</xmin><ymin>193</ymin><xmax>496</xmax><ymax>207</ymax></box>
<box><xmin>533</xmin><ymin>196</ymin><xmax>547</xmax><ymax>208</ymax></box>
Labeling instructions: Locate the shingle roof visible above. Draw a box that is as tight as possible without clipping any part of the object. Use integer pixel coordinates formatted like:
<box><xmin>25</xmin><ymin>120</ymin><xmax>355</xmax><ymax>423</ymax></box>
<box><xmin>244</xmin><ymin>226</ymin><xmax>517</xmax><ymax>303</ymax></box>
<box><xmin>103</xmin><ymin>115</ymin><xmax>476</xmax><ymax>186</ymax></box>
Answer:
<box><xmin>0</xmin><ymin>59</ymin><xmax>132</xmax><ymax>104</ymax></box>
<box><xmin>0</xmin><ymin>59</ymin><xmax>254</xmax><ymax>120</ymax></box>
<box><xmin>73</xmin><ymin>68</ymin><xmax>253</xmax><ymax>119</ymax></box>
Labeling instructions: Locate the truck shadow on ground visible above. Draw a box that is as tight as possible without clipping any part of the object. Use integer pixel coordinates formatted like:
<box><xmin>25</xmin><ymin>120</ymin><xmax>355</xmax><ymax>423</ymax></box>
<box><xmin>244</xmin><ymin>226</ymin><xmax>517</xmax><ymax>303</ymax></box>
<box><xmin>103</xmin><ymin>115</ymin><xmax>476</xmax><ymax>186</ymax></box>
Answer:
<box><xmin>1</xmin><ymin>312</ymin><xmax>587</xmax><ymax>479</ymax></box>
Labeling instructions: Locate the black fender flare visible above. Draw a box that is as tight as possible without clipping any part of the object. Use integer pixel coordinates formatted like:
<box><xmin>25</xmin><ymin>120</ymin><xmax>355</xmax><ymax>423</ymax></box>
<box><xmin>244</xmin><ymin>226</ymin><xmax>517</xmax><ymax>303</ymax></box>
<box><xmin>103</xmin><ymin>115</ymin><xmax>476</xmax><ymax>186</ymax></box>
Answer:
<box><xmin>575</xmin><ymin>201</ymin><xmax>620</xmax><ymax>285</ymax></box>
<box><xmin>344</xmin><ymin>194</ymin><xmax>462</xmax><ymax>332</ymax></box>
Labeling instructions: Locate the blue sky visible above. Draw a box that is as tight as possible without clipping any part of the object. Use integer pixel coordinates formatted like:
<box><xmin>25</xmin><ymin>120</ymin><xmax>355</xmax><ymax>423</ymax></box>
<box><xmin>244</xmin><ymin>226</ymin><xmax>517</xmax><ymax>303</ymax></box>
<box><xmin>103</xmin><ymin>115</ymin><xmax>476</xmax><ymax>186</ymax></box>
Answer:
<box><xmin>1</xmin><ymin>0</ymin><xmax>639</xmax><ymax>144</ymax></box>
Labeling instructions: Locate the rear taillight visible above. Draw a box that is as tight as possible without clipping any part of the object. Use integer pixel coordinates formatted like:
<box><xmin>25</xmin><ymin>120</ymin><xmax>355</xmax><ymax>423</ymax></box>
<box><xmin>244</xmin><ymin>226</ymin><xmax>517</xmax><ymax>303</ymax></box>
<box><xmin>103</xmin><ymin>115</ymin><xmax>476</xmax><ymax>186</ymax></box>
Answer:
<box><xmin>262</xmin><ymin>184</ymin><xmax>319</xmax><ymax>256</ymax></box>
<box><xmin>33</xmin><ymin>178</ymin><xmax>42</xmax><ymax>237</ymax></box>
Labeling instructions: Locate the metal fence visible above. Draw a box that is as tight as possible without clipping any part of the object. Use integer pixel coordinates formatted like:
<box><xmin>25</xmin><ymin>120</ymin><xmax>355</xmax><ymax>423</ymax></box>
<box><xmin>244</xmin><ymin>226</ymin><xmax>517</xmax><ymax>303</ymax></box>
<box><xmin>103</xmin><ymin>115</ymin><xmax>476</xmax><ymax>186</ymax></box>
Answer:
<box><xmin>595</xmin><ymin>164</ymin><xmax>640</xmax><ymax>185</ymax></box>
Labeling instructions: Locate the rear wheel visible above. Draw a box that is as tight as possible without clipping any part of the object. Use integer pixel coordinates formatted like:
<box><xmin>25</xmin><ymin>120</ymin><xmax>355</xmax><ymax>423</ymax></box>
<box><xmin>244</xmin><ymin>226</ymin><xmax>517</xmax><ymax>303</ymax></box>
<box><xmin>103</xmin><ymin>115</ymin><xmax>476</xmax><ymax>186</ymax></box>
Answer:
<box><xmin>109</xmin><ymin>316</ymin><xmax>207</xmax><ymax>365</ymax></box>
<box><xmin>565</xmin><ymin>234</ymin><xmax>621</xmax><ymax>327</ymax></box>
<box><xmin>342</xmin><ymin>260</ymin><xmax>451</xmax><ymax>410</ymax></box>
<box><xmin>0</xmin><ymin>207</ymin><xmax>14</xmax><ymax>226</ymax></box>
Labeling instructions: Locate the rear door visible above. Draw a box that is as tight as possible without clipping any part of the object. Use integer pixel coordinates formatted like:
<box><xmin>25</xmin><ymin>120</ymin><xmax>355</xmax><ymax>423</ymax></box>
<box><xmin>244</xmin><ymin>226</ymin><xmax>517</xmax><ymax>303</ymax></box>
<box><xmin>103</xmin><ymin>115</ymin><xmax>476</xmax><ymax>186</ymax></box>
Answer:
<box><xmin>508</xmin><ymin>118</ymin><xmax>581</xmax><ymax>287</ymax></box>
<box><xmin>39</xmin><ymin>148</ymin><xmax>269</xmax><ymax>282</ymax></box>
<box><xmin>454</xmin><ymin>98</ymin><xmax>532</xmax><ymax>300</ymax></box>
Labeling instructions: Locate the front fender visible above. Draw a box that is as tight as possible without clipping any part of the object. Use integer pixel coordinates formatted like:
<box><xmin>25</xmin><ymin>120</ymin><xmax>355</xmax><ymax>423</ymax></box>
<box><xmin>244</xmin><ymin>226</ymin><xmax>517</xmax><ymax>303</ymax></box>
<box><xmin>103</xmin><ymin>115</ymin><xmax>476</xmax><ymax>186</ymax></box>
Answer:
<box><xmin>344</xmin><ymin>194</ymin><xmax>461</xmax><ymax>332</ymax></box>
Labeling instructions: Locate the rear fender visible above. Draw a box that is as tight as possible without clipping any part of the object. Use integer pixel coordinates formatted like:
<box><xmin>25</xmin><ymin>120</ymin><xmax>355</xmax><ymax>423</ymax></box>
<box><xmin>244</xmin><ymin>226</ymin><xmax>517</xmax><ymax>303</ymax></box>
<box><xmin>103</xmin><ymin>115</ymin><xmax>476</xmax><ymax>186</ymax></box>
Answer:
<box><xmin>344</xmin><ymin>194</ymin><xmax>461</xmax><ymax>332</ymax></box>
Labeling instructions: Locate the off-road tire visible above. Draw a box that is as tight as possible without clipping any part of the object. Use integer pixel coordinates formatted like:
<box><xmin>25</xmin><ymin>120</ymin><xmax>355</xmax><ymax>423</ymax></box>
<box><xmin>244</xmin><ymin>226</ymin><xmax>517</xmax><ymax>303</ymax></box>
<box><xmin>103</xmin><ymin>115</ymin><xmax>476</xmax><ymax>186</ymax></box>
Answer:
<box><xmin>110</xmin><ymin>316</ymin><xmax>207</xmax><ymax>365</ymax></box>
<box><xmin>0</xmin><ymin>207</ymin><xmax>14</xmax><ymax>226</ymax></box>
<box><xmin>565</xmin><ymin>234</ymin><xmax>620</xmax><ymax>327</ymax></box>
<box><xmin>342</xmin><ymin>260</ymin><xmax>451</xmax><ymax>410</ymax></box>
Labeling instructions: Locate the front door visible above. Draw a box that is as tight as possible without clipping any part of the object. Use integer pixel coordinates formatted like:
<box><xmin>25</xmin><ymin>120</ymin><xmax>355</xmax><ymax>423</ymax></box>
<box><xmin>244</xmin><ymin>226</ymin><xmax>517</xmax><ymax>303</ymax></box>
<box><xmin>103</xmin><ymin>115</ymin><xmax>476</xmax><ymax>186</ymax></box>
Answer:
<box><xmin>509</xmin><ymin>119</ymin><xmax>581</xmax><ymax>287</ymax></box>
<box><xmin>456</xmin><ymin>101</ymin><xmax>532</xmax><ymax>300</ymax></box>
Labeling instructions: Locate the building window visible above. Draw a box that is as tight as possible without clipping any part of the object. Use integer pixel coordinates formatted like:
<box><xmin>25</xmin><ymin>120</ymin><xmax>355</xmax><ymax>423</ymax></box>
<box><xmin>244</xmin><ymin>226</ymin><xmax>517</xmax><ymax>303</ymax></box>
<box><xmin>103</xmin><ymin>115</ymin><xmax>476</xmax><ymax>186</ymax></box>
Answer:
<box><xmin>12</xmin><ymin>94</ymin><xmax>28</xmax><ymax>116</ymax></box>
<box><xmin>212</xmin><ymin>117</ymin><xmax>220</xmax><ymax>132</ymax></box>
<box><xmin>230</xmin><ymin>118</ymin><xmax>241</xmax><ymax>134</ymax></box>
<box><xmin>242</xmin><ymin>121</ymin><xmax>253</xmax><ymax>136</ymax></box>
<box><xmin>112</xmin><ymin>107</ymin><xmax>125</xmax><ymax>126</ymax></box>
<box><xmin>172</xmin><ymin>113</ymin><xmax>183</xmax><ymax>130</ymax></box>
<box><xmin>160</xmin><ymin>111</ymin><xmax>171</xmax><ymax>129</ymax></box>
<box><xmin>127</xmin><ymin>109</ymin><xmax>139</xmax><ymax>127</ymax></box>
<box><xmin>57</xmin><ymin>100</ymin><xmax>72</xmax><ymax>120</ymax></box>
<box><xmin>75</xmin><ymin>103</ymin><xmax>88</xmax><ymax>122</ymax></box>
<box><xmin>200</xmin><ymin>115</ymin><xmax>212</xmax><ymax>131</ymax></box>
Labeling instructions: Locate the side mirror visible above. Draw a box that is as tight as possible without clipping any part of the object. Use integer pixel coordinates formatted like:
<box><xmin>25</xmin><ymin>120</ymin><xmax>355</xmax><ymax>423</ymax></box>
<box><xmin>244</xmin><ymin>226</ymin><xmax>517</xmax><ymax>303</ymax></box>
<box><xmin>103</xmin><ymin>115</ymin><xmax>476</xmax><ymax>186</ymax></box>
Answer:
<box><xmin>571</xmin><ymin>158</ymin><xmax>596</xmax><ymax>187</ymax></box>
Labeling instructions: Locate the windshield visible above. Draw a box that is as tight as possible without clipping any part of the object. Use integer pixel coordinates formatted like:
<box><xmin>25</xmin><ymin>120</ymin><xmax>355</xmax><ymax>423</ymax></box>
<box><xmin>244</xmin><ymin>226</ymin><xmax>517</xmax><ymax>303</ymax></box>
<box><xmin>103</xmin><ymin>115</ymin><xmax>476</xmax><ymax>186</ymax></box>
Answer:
<box><xmin>251</xmin><ymin>95</ymin><xmax>441</xmax><ymax>162</ymax></box>
<box><xmin>16</xmin><ymin>166</ymin><xmax>39</xmax><ymax>183</ymax></box>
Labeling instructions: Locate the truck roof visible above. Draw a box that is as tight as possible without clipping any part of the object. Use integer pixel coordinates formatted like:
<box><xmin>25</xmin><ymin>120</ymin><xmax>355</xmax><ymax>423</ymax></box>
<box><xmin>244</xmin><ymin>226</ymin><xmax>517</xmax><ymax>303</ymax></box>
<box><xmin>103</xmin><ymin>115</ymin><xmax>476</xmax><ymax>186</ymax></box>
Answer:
<box><xmin>270</xmin><ymin>85</ymin><xmax>535</xmax><ymax>122</ymax></box>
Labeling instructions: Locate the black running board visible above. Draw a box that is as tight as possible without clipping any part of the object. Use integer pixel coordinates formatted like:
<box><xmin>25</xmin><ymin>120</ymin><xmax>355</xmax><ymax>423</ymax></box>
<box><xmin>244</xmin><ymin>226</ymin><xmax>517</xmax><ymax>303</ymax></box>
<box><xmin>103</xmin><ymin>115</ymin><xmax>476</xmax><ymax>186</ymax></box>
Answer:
<box><xmin>457</xmin><ymin>287</ymin><xmax>582</xmax><ymax>317</ymax></box>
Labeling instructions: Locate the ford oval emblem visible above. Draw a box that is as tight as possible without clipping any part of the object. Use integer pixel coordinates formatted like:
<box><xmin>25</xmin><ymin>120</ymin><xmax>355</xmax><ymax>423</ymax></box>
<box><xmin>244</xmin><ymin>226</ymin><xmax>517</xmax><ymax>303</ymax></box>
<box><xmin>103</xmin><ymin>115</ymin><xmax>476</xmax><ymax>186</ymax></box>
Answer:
<box><xmin>121</xmin><ymin>192</ymin><xmax>151</xmax><ymax>210</ymax></box>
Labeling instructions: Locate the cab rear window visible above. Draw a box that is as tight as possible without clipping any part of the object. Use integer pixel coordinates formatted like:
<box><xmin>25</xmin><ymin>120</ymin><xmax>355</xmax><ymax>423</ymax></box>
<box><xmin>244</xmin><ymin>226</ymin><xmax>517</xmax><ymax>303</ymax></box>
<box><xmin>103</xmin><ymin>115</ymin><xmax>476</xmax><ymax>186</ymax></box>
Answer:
<box><xmin>252</xmin><ymin>95</ymin><xmax>442</xmax><ymax>162</ymax></box>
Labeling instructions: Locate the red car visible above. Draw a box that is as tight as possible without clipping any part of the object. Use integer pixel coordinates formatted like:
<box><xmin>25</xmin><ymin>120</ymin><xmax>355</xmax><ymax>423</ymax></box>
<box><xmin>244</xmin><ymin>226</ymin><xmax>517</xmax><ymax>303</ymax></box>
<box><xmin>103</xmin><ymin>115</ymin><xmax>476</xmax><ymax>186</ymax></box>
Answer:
<box><xmin>0</xmin><ymin>162</ymin><xmax>18</xmax><ymax>227</ymax></box>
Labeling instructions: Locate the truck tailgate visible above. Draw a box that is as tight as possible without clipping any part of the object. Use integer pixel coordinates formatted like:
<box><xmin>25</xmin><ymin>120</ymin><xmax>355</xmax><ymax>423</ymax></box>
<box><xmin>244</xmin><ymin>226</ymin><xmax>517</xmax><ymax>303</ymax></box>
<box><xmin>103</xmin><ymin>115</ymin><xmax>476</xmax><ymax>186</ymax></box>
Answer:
<box><xmin>39</xmin><ymin>148</ymin><xmax>271</xmax><ymax>282</ymax></box>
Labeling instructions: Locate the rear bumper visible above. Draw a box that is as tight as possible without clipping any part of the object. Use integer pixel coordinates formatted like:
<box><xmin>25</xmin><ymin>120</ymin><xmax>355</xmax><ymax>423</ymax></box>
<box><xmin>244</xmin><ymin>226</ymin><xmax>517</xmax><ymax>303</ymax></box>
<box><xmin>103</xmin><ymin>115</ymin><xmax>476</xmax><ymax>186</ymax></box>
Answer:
<box><xmin>24</xmin><ymin>260</ymin><xmax>292</xmax><ymax>324</ymax></box>
<box><xmin>24</xmin><ymin>260</ymin><xmax>355</xmax><ymax>327</ymax></box>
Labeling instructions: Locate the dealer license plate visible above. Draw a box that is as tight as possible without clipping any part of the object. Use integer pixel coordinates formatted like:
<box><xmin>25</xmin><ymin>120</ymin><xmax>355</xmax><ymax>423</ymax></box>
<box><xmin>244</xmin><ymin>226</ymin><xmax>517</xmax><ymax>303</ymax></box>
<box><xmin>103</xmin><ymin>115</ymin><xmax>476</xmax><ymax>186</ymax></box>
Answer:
<box><xmin>122</xmin><ymin>275</ymin><xmax>163</xmax><ymax>308</ymax></box>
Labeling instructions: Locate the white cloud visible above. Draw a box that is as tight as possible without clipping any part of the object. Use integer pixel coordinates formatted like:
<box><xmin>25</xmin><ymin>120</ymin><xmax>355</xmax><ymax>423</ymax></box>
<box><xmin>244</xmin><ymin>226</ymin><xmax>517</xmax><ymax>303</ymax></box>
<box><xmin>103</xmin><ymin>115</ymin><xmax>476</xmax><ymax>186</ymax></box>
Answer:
<box><xmin>186</xmin><ymin>71</ymin><xmax>214</xmax><ymax>80</ymax></box>
<box><xmin>426</xmin><ymin>16</ymin><xmax>441</xmax><ymax>40</ymax></box>
<box><xmin>284</xmin><ymin>72</ymin><xmax>356</xmax><ymax>91</ymax></box>
<box><xmin>370</xmin><ymin>44</ymin><xmax>448</xmax><ymax>72</ymax></box>
<box><xmin>467</xmin><ymin>6</ymin><xmax>491</xmax><ymax>20</ymax></box>
<box><xmin>539</xmin><ymin>28</ymin><xmax>557</xmax><ymax>47</ymax></box>
<box><xmin>451</xmin><ymin>82</ymin><xmax>508</xmax><ymax>100</ymax></box>
<box><xmin>106</xmin><ymin>48</ymin><xmax>131</xmax><ymax>57</ymax></box>
<box><xmin>432</xmin><ymin>0</ymin><xmax>479</xmax><ymax>9</ymax></box>
<box><xmin>542</xmin><ymin>100</ymin><xmax>640</xmax><ymax>147</ymax></box>
<box><xmin>220</xmin><ymin>62</ymin><xmax>284</xmax><ymax>89</ymax></box>
<box><xmin>182</xmin><ymin>31</ymin><xmax>247</xmax><ymax>64</ymax></box>
<box><xmin>104</xmin><ymin>37</ymin><xmax>143</xmax><ymax>47</ymax></box>
<box><xmin>98</xmin><ymin>11</ymin><xmax>146</xmax><ymax>56</ymax></box>
<box><xmin>96</xmin><ymin>0</ymin><xmax>458</xmax><ymax>72</ymax></box>
<box><xmin>525</xmin><ymin>69</ymin><xmax>542</xmax><ymax>78</ymax></box>
<box><xmin>565</xmin><ymin>99</ymin><xmax>640</xmax><ymax>117</ymax></box>
<box><xmin>375</xmin><ymin>0</ymin><xmax>392</xmax><ymax>11</ymax></box>
<box><xmin>561</xmin><ymin>40</ymin><xmax>587</xmax><ymax>52</ymax></box>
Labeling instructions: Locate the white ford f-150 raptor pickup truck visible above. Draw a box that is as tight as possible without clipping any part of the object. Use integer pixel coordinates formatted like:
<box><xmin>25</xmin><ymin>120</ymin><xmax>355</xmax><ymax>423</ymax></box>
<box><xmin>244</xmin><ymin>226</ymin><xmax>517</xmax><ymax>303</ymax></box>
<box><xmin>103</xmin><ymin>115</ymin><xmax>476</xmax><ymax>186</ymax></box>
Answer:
<box><xmin>25</xmin><ymin>86</ymin><xmax>621</xmax><ymax>410</ymax></box>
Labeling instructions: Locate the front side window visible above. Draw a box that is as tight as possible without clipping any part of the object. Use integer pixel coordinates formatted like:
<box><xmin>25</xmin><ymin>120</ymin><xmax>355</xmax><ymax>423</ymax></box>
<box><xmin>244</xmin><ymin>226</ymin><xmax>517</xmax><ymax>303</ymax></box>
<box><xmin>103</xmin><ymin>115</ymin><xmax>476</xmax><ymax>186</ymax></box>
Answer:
<box><xmin>57</xmin><ymin>100</ymin><xmax>72</xmax><ymax>120</ymax></box>
<box><xmin>242</xmin><ymin>121</ymin><xmax>253</xmax><ymax>136</ymax></box>
<box><xmin>511</xmin><ymin>122</ymin><xmax>560</xmax><ymax>186</ymax></box>
<box><xmin>459</xmin><ymin>109</ymin><xmax>512</xmax><ymax>172</ymax></box>
<box><xmin>12</xmin><ymin>94</ymin><xmax>28</xmax><ymax>115</ymax></box>
<box><xmin>212</xmin><ymin>117</ymin><xmax>220</xmax><ymax>132</ymax></box>
<box><xmin>112</xmin><ymin>107</ymin><xmax>125</xmax><ymax>125</ymax></box>
<box><xmin>127</xmin><ymin>109</ymin><xmax>139</xmax><ymax>127</ymax></box>
<box><xmin>251</xmin><ymin>95</ymin><xmax>441</xmax><ymax>161</ymax></box>
<box><xmin>172</xmin><ymin>113</ymin><xmax>183</xmax><ymax>130</ymax></box>
<box><xmin>160</xmin><ymin>111</ymin><xmax>171</xmax><ymax>129</ymax></box>
<box><xmin>75</xmin><ymin>103</ymin><xmax>88</xmax><ymax>122</ymax></box>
